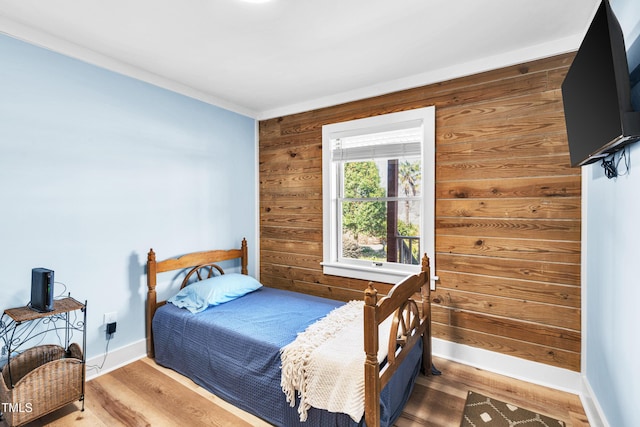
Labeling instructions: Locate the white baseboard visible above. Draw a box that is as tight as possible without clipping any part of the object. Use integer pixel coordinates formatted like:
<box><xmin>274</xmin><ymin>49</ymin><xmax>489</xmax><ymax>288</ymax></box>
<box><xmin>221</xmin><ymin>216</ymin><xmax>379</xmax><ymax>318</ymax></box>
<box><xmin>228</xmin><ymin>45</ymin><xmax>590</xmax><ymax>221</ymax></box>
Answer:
<box><xmin>84</xmin><ymin>338</ymin><xmax>146</xmax><ymax>381</ymax></box>
<box><xmin>579</xmin><ymin>375</ymin><xmax>609</xmax><ymax>427</ymax></box>
<box><xmin>432</xmin><ymin>338</ymin><xmax>582</xmax><ymax>393</ymax></box>
<box><xmin>432</xmin><ymin>338</ymin><xmax>610</xmax><ymax>426</ymax></box>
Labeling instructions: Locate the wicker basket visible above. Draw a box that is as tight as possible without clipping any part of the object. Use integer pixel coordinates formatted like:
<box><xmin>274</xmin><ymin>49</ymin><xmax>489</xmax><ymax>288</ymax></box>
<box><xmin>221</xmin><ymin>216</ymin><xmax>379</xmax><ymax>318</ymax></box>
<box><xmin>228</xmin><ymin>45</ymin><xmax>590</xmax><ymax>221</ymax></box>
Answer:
<box><xmin>0</xmin><ymin>344</ymin><xmax>84</xmax><ymax>427</ymax></box>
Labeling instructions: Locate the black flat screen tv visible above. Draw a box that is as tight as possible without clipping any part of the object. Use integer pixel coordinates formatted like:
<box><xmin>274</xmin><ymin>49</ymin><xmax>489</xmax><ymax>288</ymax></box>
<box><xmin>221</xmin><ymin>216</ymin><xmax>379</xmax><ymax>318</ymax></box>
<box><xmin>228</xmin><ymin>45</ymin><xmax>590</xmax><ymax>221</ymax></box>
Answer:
<box><xmin>562</xmin><ymin>0</ymin><xmax>640</xmax><ymax>167</ymax></box>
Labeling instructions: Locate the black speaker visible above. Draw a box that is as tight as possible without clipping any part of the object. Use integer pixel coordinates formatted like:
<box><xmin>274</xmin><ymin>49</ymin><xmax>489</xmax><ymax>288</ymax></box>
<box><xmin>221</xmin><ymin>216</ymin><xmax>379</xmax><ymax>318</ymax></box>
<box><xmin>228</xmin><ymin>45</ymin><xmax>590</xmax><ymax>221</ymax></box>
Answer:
<box><xmin>31</xmin><ymin>268</ymin><xmax>54</xmax><ymax>312</ymax></box>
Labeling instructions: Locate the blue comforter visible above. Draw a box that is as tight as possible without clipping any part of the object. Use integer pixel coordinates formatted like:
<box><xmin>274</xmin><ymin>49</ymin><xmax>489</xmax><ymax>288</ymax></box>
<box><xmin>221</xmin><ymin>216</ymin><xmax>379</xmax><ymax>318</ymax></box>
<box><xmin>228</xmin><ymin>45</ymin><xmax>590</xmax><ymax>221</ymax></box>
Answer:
<box><xmin>153</xmin><ymin>286</ymin><xmax>421</xmax><ymax>426</ymax></box>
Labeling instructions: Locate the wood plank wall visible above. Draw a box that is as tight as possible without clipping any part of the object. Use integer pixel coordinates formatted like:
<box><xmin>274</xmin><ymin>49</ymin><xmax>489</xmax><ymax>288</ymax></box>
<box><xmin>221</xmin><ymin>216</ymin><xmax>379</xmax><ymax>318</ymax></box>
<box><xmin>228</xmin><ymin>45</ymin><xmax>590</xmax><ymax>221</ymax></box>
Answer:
<box><xmin>258</xmin><ymin>53</ymin><xmax>581</xmax><ymax>372</ymax></box>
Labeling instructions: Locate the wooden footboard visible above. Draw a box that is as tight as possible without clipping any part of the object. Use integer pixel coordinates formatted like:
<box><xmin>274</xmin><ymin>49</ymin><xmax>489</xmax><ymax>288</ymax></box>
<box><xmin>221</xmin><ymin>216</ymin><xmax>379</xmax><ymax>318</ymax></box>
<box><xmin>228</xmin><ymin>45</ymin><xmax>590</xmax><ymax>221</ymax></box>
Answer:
<box><xmin>364</xmin><ymin>254</ymin><xmax>432</xmax><ymax>427</ymax></box>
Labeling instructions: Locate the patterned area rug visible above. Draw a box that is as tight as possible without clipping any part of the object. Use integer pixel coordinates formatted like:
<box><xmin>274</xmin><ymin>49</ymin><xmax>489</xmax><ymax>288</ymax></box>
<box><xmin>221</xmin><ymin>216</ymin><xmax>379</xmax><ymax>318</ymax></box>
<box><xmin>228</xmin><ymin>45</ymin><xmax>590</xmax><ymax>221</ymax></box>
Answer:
<box><xmin>460</xmin><ymin>391</ymin><xmax>566</xmax><ymax>426</ymax></box>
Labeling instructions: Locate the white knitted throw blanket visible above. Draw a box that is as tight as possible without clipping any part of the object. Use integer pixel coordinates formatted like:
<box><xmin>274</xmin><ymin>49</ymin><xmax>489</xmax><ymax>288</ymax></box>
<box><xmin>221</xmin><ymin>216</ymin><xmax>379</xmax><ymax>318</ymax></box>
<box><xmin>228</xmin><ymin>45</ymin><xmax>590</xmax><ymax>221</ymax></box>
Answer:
<box><xmin>280</xmin><ymin>300</ymin><xmax>391</xmax><ymax>422</ymax></box>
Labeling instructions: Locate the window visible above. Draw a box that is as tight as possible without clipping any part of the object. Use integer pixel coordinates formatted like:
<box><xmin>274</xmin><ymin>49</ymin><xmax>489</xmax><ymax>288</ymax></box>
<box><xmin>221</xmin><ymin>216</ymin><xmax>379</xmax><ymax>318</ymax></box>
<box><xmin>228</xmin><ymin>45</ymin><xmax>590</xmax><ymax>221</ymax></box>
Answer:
<box><xmin>322</xmin><ymin>107</ymin><xmax>435</xmax><ymax>284</ymax></box>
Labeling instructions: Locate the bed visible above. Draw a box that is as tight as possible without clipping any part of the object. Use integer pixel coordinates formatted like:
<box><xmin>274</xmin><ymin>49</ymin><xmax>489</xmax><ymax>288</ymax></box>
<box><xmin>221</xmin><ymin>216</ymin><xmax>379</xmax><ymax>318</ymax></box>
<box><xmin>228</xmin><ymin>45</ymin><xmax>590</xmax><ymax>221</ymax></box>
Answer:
<box><xmin>146</xmin><ymin>238</ymin><xmax>433</xmax><ymax>426</ymax></box>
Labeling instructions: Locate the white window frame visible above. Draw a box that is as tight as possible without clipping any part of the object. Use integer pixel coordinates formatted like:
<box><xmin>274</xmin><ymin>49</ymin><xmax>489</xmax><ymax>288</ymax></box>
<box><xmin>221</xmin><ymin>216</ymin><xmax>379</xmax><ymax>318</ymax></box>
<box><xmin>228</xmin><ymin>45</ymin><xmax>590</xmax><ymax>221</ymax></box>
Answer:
<box><xmin>321</xmin><ymin>106</ymin><xmax>435</xmax><ymax>284</ymax></box>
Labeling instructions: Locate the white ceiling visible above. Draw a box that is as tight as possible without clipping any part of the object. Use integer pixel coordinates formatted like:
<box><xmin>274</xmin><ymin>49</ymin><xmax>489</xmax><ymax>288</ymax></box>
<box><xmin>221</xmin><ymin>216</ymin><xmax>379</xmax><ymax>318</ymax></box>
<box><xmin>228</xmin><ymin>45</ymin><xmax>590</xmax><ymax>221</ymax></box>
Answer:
<box><xmin>0</xmin><ymin>0</ymin><xmax>600</xmax><ymax>119</ymax></box>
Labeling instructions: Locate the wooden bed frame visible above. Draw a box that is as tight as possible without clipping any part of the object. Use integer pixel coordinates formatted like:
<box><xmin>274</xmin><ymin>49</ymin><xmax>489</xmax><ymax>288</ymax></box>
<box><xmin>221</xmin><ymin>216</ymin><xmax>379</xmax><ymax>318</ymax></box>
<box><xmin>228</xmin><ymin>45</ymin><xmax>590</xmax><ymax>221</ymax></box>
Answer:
<box><xmin>145</xmin><ymin>238</ymin><xmax>432</xmax><ymax>427</ymax></box>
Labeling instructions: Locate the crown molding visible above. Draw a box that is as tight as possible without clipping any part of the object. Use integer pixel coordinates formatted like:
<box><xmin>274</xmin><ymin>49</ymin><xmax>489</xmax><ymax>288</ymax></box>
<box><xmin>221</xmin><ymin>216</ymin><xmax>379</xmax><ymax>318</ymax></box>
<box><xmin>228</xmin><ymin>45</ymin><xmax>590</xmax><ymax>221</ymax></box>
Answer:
<box><xmin>0</xmin><ymin>16</ymin><xmax>257</xmax><ymax>119</ymax></box>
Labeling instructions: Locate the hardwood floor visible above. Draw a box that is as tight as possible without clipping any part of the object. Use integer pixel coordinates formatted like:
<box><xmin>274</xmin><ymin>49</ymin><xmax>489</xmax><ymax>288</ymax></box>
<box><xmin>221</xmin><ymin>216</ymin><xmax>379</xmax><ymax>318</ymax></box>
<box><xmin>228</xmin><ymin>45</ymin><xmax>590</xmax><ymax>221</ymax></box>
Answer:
<box><xmin>3</xmin><ymin>356</ymin><xmax>590</xmax><ymax>426</ymax></box>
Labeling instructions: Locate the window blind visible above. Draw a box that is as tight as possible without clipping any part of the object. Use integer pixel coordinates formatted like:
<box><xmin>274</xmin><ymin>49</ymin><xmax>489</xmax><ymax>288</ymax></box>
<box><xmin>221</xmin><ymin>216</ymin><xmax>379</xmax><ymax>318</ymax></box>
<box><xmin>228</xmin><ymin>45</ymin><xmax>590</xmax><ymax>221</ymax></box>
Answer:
<box><xmin>331</xmin><ymin>122</ymin><xmax>423</xmax><ymax>162</ymax></box>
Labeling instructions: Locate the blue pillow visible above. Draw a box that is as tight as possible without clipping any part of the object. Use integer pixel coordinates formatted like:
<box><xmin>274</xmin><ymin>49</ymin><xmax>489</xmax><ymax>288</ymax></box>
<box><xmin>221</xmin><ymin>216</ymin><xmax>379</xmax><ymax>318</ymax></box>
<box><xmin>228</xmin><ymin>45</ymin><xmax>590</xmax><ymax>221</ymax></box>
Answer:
<box><xmin>168</xmin><ymin>273</ymin><xmax>262</xmax><ymax>313</ymax></box>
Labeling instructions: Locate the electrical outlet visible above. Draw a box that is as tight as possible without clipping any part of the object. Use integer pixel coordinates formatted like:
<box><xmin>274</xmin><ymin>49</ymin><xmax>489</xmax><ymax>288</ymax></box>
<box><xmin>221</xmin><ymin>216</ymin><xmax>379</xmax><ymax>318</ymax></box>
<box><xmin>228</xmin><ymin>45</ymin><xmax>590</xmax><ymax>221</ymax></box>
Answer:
<box><xmin>104</xmin><ymin>312</ymin><xmax>117</xmax><ymax>324</ymax></box>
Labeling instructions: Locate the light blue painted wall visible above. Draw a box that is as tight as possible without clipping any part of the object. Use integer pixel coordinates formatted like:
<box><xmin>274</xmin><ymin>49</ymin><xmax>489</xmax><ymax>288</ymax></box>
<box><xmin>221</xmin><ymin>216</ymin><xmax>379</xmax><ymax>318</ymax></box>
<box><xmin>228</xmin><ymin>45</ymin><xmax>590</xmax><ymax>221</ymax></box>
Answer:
<box><xmin>0</xmin><ymin>34</ymin><xmax>256</xmax><ymax>363</ymax></box>
<box><xmin>584</xmin><ymin>146</ymin><xmax>640</xmax><ymax>427</ymax></box>
<box><xmin>585</xmin><ymin>2</ymin><xmax>640</xmax><ymax>426</ymax></box>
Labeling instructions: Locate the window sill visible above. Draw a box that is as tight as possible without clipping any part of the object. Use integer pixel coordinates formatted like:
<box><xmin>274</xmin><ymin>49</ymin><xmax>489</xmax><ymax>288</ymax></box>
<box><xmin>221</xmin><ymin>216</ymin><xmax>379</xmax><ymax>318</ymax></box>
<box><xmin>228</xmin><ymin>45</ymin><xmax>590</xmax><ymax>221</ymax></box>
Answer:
<box><xmin>321</xmin><ymin>261</ymin><xmax>420</xmax><ymax>284</ymax></box>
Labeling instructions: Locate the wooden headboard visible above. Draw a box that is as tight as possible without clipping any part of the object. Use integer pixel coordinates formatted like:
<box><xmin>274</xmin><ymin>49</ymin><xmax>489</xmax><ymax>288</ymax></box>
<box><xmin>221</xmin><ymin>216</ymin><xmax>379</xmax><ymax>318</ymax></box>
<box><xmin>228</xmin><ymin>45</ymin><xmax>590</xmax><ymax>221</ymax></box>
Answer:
<box><xmin>145</xmin><ymin>238</ymin><xmax>248</xmax><ymax>357</ymax></box>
